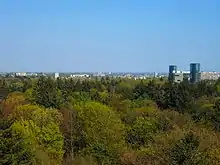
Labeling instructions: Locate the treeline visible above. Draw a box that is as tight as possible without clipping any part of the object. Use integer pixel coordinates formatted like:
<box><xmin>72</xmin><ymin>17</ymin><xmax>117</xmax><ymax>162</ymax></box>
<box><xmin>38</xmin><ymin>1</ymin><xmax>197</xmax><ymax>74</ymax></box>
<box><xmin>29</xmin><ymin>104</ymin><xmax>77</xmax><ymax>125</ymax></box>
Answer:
<box><xmin>1</xmin><ymin>77</ymin><xmax>220</xmax><ymax>165</ymax></box>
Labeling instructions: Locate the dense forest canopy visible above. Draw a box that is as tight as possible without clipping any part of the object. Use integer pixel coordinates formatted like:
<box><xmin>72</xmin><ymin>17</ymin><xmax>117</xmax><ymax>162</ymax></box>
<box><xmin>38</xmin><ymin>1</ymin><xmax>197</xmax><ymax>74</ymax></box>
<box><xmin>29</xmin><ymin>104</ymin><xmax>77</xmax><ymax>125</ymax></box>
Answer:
<box><xmin>1</xmin><ymin>76</ymin><xmax>220</xmax><ymax>165</ymax></box>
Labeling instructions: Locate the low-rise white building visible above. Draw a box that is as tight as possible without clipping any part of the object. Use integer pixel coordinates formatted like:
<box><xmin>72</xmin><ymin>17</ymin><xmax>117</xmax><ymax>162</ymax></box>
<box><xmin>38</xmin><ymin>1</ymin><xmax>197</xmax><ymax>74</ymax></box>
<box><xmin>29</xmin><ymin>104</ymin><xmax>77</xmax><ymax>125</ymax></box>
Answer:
<box><xmin>55</xmin><ymin>73</ymin><xmax>59</xmax><ymax>79</ymax></box>
<box><xmin>15</xmin><ymin>72</ymin><xmax>27</xmax><ymax>77</ymax></box>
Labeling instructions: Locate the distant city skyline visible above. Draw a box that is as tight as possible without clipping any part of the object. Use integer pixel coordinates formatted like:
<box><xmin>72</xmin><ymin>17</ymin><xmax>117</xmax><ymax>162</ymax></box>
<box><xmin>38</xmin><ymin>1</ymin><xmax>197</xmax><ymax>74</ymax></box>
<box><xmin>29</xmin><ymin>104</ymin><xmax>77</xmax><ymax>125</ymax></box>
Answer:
<box><xmin>0</xmin><ymin>0</ymin><xmax>219</xmax><ymax>72</ymax></box>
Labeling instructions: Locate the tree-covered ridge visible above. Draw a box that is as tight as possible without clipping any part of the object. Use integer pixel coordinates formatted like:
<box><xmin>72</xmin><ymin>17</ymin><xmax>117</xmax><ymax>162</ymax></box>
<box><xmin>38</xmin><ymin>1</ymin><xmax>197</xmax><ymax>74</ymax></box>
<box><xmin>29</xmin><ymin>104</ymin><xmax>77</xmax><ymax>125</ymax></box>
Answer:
<box><xmin>1</xmin><ymin>76</ymin><xmax>220</xmax><ymax>164</ymax></box>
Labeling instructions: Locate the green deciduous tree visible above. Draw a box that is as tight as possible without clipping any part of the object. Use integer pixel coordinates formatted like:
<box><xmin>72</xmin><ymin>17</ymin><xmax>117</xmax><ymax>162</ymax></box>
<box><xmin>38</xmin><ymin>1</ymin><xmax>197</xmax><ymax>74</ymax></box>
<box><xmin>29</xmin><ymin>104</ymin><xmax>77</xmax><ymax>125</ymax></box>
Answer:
<box><xmin>73</xmin><ymin>101</ymin><xmax>126</xmax><ymax>164</ymax></box>
<box><xmin>168</xmin><ymin>132</ymin><xmax>208</xmax><ymax>165</ymax></box>
<box><xmin>0</xmin><ymin>119</ymin><xmax>35</xmax><ymax>165</ymax></box>
<box><xmin>126</xmin><ymin>117</ymin><xmax>158</xmax><ymax>149</ymax></box>
<box><xmin>11</xmin><ymin>104</ymin><xmax>64</xmax><ymax>164</ymax></box>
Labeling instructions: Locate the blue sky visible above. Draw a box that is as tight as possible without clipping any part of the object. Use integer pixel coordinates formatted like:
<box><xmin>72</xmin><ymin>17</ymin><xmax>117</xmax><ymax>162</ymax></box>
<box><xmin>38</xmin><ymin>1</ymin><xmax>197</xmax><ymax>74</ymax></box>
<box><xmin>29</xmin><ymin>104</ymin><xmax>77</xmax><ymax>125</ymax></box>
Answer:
<box><xmin>0</xmin><ymin>0</ymin><xmax>219</xmax><ymax>72</ymax></box>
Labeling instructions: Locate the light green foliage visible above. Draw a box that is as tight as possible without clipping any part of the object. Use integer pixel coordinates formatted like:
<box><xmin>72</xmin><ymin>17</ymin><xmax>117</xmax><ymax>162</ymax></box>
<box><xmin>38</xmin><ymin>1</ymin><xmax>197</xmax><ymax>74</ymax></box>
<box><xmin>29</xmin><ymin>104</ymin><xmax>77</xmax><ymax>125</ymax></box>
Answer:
<box><xmin>98</xmin><ymin>90</ymin><xmax>109</xmax><ymax>104</ymax></box>
<box><xmin>72</xmin><ymin>91</ymin><xmax>91</xmax><ymax>103</ymax></box>
<box><xmin>0</xmin><ymin>120</ymin><xmax>35</xmax><ymax>165</ymax></box>
<box><xmin>12</xmin><ymin>104</ymin><xmax>64</xmax><ymax>164</ymax></box>
<box><xmin>126</xmin><ymin>116</ymin><xmax>158</xmax><ymax>149</ymax></box>
<box><xmin>115</xmin><ymin>81</ymin><xmax>134</xmax><ymax>99</ymax></box>
<box><xmin>131</xmin><ymin>98</ymin><xmax>157</xmax><ymax>109</ymax></box>
<box><xmin>24</xmin><ymin>88</ymin><xmax>35</xmax><ymax>102</ymax></box>
<box><xmin>55</xmin><ymin>89</ymin><xmax>66</xmax><ymax>108</ymax></box>
<box><xmin>122</xmin><ymin>100</ymin><xmax>159</xmax><ymax>125</ymax></box>
<box><xmin>168</xmin><ymin>132</ymin><xmax>208</xmax><ymax>165</ymax></box>
<box><xmin>74</xmin><ymin>101</ymin><xmax>125</xmax><ymax>164</ymax></box>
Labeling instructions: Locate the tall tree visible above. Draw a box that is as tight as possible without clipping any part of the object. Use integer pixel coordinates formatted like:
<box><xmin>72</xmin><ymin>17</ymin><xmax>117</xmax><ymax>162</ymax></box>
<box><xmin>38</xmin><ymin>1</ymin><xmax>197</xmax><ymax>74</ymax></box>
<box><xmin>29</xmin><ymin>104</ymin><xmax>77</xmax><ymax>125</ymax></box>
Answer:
<box><xmin>32</xmin><ymin>76</ymin><xmax>59</xmax><ymax>108</ymax></box>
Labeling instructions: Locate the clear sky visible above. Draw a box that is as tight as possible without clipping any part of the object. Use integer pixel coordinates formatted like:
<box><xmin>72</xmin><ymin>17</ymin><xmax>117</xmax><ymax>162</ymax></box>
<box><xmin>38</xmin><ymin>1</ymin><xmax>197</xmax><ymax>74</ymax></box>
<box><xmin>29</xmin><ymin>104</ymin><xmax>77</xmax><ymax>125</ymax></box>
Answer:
<box><xmin>0</xmin><ymin>0</ymin><xmax>219</xmax><ymax>72</ymax></box>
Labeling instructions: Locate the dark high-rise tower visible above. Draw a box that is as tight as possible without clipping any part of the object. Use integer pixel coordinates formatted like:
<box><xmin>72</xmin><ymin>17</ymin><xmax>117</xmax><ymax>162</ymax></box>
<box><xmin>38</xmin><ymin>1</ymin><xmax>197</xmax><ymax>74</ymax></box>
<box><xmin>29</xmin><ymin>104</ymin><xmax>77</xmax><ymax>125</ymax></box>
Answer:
<box><xmin>168</xmin><ymin>65</ymin><xmax>177</xmax><ymax>81</ymax></box>
<box><xmin>190</xmin><ymin>63</ymin><xmax>201</xmax><ymax>83</ymax></box>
